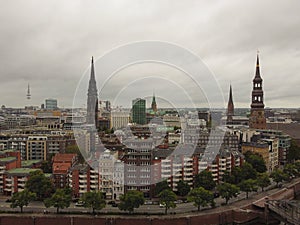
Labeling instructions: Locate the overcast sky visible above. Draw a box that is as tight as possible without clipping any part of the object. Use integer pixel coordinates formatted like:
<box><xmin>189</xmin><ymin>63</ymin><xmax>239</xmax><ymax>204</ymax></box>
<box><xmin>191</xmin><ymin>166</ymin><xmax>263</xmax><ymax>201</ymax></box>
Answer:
<box><xmin>1</xmin><ymin>0</ymin><xmax>300</xmax><ymax>109</ymax></box>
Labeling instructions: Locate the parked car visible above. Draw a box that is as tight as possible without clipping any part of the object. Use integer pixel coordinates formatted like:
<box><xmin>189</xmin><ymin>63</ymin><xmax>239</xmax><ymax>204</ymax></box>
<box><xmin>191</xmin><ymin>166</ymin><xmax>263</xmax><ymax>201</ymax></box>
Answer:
<box><xmin>75</xmin><ymin>201</ymin><xmax>84</xmax><ymax>207</ymax></box>
<box><xmin>174</xmin><ymin>200</ymin><xmax>183</xmax><ymax>204</ymax></box>
<box><xmin>144</xmin><ymin>200</ymin><xmax>153</xmax><ymax>205</ymax></box>
<box><xmin>107</xmin><ymin>201</ymin><xmax>116</xmax><ymax>205</ymax></box>
<box><xmin>111</xmin><ymin>202</ymin><xmax>118</xmax><ymax>207</ymax></box>
<box><xmin>213</xmin><ymin>192</ymin><xmax>220</xmax><ymax>198</ymax></box>
<box><xmin>159</xmin><ymin>202</ymin><xmax>166</xmax><ymax>208</ymax></box>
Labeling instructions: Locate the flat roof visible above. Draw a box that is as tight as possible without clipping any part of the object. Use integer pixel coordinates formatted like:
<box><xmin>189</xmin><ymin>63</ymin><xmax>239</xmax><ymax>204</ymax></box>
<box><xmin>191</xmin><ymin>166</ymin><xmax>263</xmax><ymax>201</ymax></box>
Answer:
<box><xmin>6</xmin><ymin>168</ymin><xmax>39</xmax><ymax>176</ymax></box>
<box><xmin>0</xmin><ymin>157</ymin><xmax>17</xmax><ymax>163</ymax></box>
<box><xmin>22</xmin><ymin>160</ymin><xmax>42</xmax><ymax>167</ymax></box>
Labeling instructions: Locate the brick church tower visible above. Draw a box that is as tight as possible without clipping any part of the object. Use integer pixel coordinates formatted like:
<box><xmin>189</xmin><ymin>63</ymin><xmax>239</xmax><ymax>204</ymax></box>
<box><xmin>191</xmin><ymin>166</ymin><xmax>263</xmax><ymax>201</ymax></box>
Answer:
<box><xmin>226</xmin><ymin>84</ymin><xmax>234</xmax><ymax>124</ymax></box>
<box><xmin>249</xmin><ymin>53</ymin><xmax>266</xmax><ymax>129</ymax></box>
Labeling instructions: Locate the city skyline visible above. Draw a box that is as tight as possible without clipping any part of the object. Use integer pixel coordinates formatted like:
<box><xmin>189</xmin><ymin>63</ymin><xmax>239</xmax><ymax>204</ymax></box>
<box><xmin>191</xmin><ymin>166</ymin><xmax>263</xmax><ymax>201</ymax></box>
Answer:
<box><xmin>1</xmin><ymin>1</ymin><xmax>300</xmax><ymax>108</ymax></box>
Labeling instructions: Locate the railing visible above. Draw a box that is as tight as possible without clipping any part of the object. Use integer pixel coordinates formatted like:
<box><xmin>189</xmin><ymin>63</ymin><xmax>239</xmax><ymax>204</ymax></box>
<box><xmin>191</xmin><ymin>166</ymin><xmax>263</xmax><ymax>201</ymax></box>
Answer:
<box><xmin>267</xmin><ymin>200</ymin><xmax>300</xmax><ymax>225</ymax></box>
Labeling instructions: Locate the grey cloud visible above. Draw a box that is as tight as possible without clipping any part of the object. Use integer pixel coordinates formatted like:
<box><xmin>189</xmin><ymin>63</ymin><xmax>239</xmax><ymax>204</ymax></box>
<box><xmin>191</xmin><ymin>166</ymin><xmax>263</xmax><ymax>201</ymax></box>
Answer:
<box><xmin>0</xmin><ymin>0</ymin><xmax>299</xmax><ymax>108</ymax></box>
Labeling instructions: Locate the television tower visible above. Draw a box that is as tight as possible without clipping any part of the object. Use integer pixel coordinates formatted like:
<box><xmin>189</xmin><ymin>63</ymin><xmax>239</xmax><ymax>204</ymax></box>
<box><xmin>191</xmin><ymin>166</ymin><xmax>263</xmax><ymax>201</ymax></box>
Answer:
<box><xmin>26</xmin><ymin>83</ymin><xmax>31</xmax><ymax>100</ymax></box>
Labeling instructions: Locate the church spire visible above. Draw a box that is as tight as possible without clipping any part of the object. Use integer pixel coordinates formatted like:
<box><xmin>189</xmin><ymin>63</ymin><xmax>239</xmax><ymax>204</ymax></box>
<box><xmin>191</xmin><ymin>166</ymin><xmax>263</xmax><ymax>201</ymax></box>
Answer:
<box><xmin>255</xmin><ymin>51</ymin><xmax>262</xmax><ymax>79</ymax></box>
<box><xmin>86</xmin><ymin>56</ymin><xmax>99</xmax><ymax>127</ymax></box>
<box><xmin>227</xmin><ymin>84</ymin><xmax>234</xmax><ymax>124</ymax></box>
<box><xmin>151</xmin><ymin>91</ymin><xmax>157</xmax><ymax>113</ymax></box>
<box><xmin>249</xmin><ymin>52</ymin><xmax>266</xmax><ymax>129</ymax></box>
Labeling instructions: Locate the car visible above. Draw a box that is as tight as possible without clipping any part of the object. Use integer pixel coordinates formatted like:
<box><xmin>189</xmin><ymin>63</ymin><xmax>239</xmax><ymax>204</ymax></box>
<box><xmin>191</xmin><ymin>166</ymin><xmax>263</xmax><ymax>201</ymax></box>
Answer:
<box><xmin>213</xmin><ymin>192</ymin><xmax>220</xmax><ymax>198</ymax></box>
<box><xmin>144</xmin><ymin>200</ymin><xmax>153</xmax><ymax>205</ymax></box>
<box><xmin>159</xmin><ymin>203</ymin><xmax>166</xmax><ymax>208</ymax></box>
<box><xmin>111</xmin><ymin>202</ymin><xmax>118</xmax><ymax>207</ymax></box>
<box><xmin>174</xmin><ymin>200</ymin><xmax>183</xmax><ymax>204</ymax></box>
<box><xmin>75</xmin><ymin>201</ymin><xmax>84</xmax><ymax>207</ymax></box>
<box><xmin>107</xmin><ymin>201</ymin><xmax>116</xmax><ymax>205</ymax></box>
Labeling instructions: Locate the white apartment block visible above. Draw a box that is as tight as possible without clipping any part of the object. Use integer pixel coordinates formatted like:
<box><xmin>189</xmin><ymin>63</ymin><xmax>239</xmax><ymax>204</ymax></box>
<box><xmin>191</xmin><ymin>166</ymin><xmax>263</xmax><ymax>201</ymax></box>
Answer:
<box><xmin>161</xmin><ymin>156</ymin><xmax>194</xmax><ymax>191</ymax></box>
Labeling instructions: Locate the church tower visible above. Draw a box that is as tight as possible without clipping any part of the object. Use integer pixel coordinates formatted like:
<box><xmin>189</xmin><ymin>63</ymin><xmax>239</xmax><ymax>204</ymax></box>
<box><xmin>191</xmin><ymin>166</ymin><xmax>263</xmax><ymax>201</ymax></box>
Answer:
<box><xmin>249</xmin><ymin>53</ymin><xmax>266</xmax><ymax>129</ymax></box>
<box><xmin>226</xmin><ymin>85</ymin><xmax>234</xmax><ymax>124</ymax></box>
<box><xmin>151</xmin><ymin>92</ymin><xmax>157</xmax><ymax>113</ymax></box>
<box><xmin>86</xmin><ymin>57</ymin><xmax>99</xmax><ymax>129</ymax></box>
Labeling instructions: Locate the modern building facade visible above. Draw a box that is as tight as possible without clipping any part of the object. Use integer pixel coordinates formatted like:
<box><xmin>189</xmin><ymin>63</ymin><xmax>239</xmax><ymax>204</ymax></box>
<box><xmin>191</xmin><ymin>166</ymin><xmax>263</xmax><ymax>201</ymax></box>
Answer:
<box><xmin>45</xmin><ymin>99</ymin><xmax>58</xmax><ymax>110</ymax></box>
<box><xmin>132</xmin><ymin>98</ymin><xmax>146</xmax><ymax>125</ymax></box>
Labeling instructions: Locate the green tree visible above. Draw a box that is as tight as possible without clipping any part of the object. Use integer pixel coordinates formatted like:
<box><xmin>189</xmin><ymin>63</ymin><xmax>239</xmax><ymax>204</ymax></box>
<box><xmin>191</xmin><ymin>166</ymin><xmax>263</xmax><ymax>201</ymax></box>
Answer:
<box><xmin>10</xmin><ymin>189</ymin><xmax>36</xmax><ymax>213</ymax></box>
<box><xmin>238</xmin><ymin>179</ymin><xmax>258</xmax><ymax>199</ymax></box>
<box><xmin>294</xmin><ymin>161</ymin><xmax>300</xmax><ymax>176</ymax></box>
<box><xmin>44</xmin><ymin>188</ymin><xmax>72</xmax><ymax>213</ymax></box>
<box><xmin>41</xmin><ymin>160</ymin><xmax>52</xmax><ymax>173</ymax></box>
<box><xmin>158</xmin><ymin>189</ymin><xmax>177</xmax><ymax>214</ymax></box>
<box><xmin>217</xmin><ymin>182</ymin><xmax>240</xmax><ymax>205</ymax></box>
<box><xmin>187</xmin><ymin>187</ymin><xmax>215</xmax><ymax>211</ymax></box>
<box><xmin>80</xmin><ymin>191</ymin><xmax>106</xmax><ymax>214</ymax></box>
<box><xmin>283</xmin><ymin>163</ymin><xmax>298</xmax><ymax>180</ymax></box>
<box><xmin>154</xmin><ymin>180</ymin><xmax>171</xmax><ymax>196</ymax></box>
<box><xmin>177</xmin><ymin>180</ymin><xmax>190</xmax><ymax>197</ymax></box>
<box><xmin>194</xmin><ymin>170</ymin><xmax>216</xmax><ymax>190</ymax></box>
<box><xmin>245</xmin><ymin>151</ymin><xmax>267</xmax><ymax>173</ymax></box>
<box><xmin>25</xmin><ymin>170</ymin><xmax>54</xmax><ymax>200</ymax></box>
<box><xmin>287</xmin><ymin>139</ymin><xmax>300</xmax><ymax>162</ymax></box>
<box><xmin>222</xmin><ymin>167</ymin><xmax>243</xmax><ymax>184</ymax></box>
<box><xmin>231</xmin><ymin>167</ymin><xmax>243</xmax><ymax>184</ymax></box>
<box><xmin>257</xmin><ymin>173</ymin><xmax>271</xmax><ymax>192</ymax></box>
<box><xmin>240</xmin><ymin>162</ymin><xmax>257</xmax><ymax>181</ymax></box>
<box><xmin>270</xmin><ymin>169</ymin><xmax>289</xmax><ymax>187</ymax></box>
<box><xmin>65</xmin><ymin>145</ymin><xmax>85</xmax><ymax>164</ymax></box>
<box><xmin>118</xmin><ymin>190</ymin><xmax>145</xmax><ymax>214</ymax></box>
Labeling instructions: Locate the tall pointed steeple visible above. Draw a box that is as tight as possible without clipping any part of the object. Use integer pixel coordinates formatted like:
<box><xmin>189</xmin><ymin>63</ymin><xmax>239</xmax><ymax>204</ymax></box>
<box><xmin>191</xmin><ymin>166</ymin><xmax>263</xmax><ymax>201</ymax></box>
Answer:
<box><xmin>249</xmin><ymin>51</ymin><xmax>266</xmax><ymax>129</ymax></box>
<box><xmin>226</xmin><ymin>84</ymin><xmax>234</xmax><ymax>124</ymax></box>
<box><xmin>86</xmin><ymin>56</ymin><xmax>99</xmax><ymax>128</ymax></box>
<box><xmin>255</xmin><ymin>52</ymin><xmax>262</xmax><ymax>80</ymax></box>
<box><xmin>151</xmin><ymin>91</ymin><xmax>157</xmax><ymax>113</ymax></box>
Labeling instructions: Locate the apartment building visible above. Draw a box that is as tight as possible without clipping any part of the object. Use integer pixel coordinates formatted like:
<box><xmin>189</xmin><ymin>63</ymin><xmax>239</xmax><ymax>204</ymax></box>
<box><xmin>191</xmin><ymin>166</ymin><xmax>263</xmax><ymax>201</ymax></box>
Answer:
<box><xmin>3</xmin><ymin>168</ymin><xmax>40</xmax><ymax>195</ymax></box>
<box><xmin>198</xmin><ymin>146</ymin><xmax>244</xmax><ymax>182</ymax></box>
<box><xmin>68</xmin><ymin>164</ymin><xmax>100</xmax><ymax>198</ymax></box>
<box><xmin>52</xmin><ymin>153</ymin><xmax>77</xmax><ymax>188</ymax></box>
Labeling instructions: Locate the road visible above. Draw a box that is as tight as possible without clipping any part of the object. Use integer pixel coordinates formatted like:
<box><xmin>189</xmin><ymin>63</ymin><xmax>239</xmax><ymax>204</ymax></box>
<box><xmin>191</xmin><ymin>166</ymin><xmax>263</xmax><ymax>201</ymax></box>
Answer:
<box><xmin>0</xmin><ymin>181</ymin><xmax>289</xmax><ymax>215</ymax></box>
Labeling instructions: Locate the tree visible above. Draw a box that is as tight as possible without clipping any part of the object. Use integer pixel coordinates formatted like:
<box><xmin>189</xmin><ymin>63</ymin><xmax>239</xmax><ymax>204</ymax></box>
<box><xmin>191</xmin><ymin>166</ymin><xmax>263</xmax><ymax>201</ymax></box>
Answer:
<box><xmin>187</xmin><ymin>187</ymin><xmax>215</xmax><ymax>211</ymax></box>
<box><xmin>270</xmin><ymin>169</ymin><xmax>289</xmax><ymax>187</ymax></box>
<box><xmin>158</xmin><ymin>189</ymin><xmax>177</xmax><ymax>214</ymax></box>
<box><xmin>217</xmin><ymin>182</ymin><xmax>240</xmax><ymax>205</ymax></box>
<box><xmin>65</xmin><ymin>145</ymin><xmax>85</xmax><ymax>164</ymax></box>
<box><xmin>194</xmin><ymin>170</ymin><xmax>216</xmax><ymax>190</ymax></box>
<box><xmin>245</xmin><ymin>151</ymin><xmax>267</xmax><ymax>173</ymax></box>
<box><xmin>118</xmin><ymin>190</ymin><xmax>145</xmax><ymax>214</ymax></box>
<box><xmin>238</xmin><ymin>179</ymin><xmax>258</xmax><ymax>199</ymax></box>
<box><xmin>44</xmin><ymin>188</ymin><xmax>72</xmax><ymax>213</ymax></box>
<box><xmin>154</xmin><ymin>180</ymin><xmax>171</xmax><ymax>196</ymax></box>
<box><xmin>222</xmin><ymin>170</ymin><xmax>233</xmax><ymax>184</ymax></box>
<box><xmin>283</xmin><ymin>163</ymin><xmax>298</xmax><ymax>180</ymax></box>
<box><xmin>10</xmin><ymin>189</ymin><xmax>36</xmax><ymax>213</ymax></box>
<box><xmin>41</xmin><ymin>160</ymin><xmax>52</xmax><ymax>173</ymax></box>
<box><xmin>240</xmin><ymin>162</ymin><xmax>257</xmax><ymax>181</ymax></box>
<box><xmin>287</xmin><ymin>139</ymin><xmax>300</xmax><ymax>162</ymax></box>
<box><xmin>177</xmin><ymin>180</ymin><xmax>190</xmax><ymax>197</ymax></box>
<box><xmin>80</xmin><ymin>191</ymin><xmax>106</xmax><ymax>214</ymax></box>
<box><xmin>25</xmin><ymin>170</ymin><xmax>54</xmax><ymax>200</ymax></box>
<box><xmin>257</xmin><ymin>173</ymin><xmax>271</xmax><ymax>192</ymax></box>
